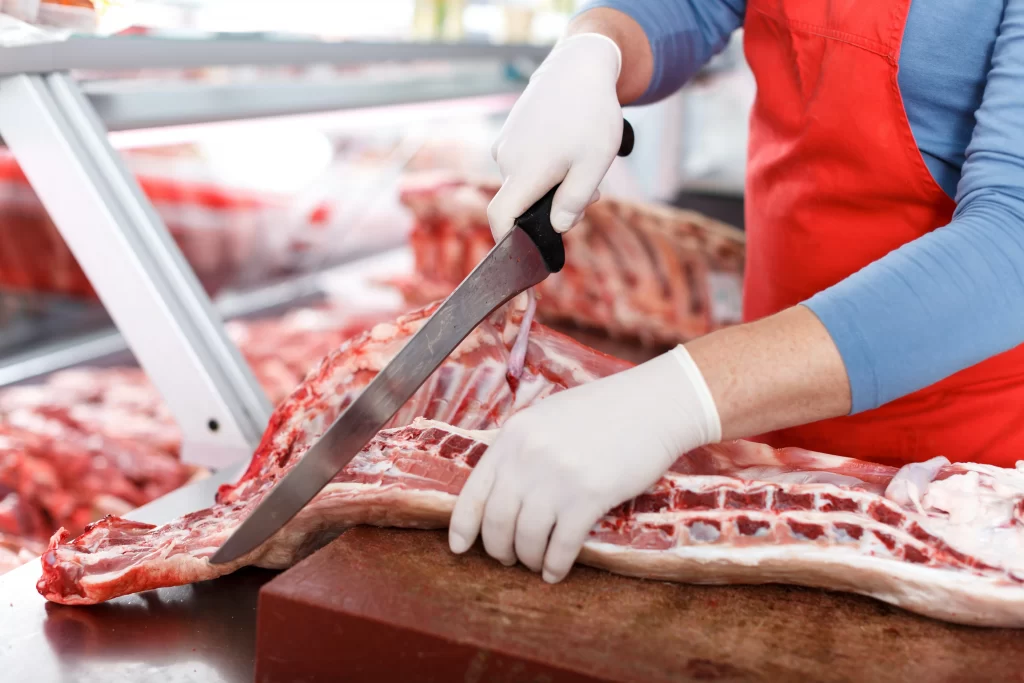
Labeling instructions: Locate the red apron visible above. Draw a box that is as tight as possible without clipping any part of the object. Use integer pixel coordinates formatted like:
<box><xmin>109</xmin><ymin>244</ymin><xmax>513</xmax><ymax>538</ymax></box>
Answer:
<box><xmin>742</xmin><ymin>0</ymin><xmax>1024</xmax><ymax>468</ymax></box>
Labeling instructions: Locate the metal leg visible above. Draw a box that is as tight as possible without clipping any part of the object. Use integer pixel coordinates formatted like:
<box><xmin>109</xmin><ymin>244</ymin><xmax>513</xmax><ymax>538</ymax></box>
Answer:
<box><xmin>0</xmin><ymin>73</ymin><xmax>272</xmax><ymax>468</ymax></box>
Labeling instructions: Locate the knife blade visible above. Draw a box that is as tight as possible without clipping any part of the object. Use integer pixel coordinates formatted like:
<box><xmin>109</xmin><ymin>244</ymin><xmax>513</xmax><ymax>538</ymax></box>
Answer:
<box><xmin>210</xmin><ymin>120</ymin><xmax>634</xmax><ymax>565</ymax></box>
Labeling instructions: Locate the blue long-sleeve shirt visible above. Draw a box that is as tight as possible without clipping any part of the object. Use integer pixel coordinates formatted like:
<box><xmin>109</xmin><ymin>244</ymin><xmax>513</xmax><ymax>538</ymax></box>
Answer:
<box><xmin>583</xmin><ymin>0</ymin><xmax>1024</xmax><ymax>414</ymax></box>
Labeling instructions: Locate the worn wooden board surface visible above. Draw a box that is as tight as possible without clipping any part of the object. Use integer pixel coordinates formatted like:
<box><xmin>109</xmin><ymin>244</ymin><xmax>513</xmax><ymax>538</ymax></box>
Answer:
<box><xmin>256</xmin><ymin>527</ymin><xmax>1024</xmax><ymax>683</ymax></box>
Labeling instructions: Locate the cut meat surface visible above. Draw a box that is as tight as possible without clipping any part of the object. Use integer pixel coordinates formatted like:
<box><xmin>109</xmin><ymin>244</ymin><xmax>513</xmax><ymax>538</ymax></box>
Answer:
<box><xmin>396</xmin><ymin>174</ymin><xmax>746</xmax><ymax>346</ymax></box>
<box><xmin>0</xmin><ymin>417</ymin><xmax>191</xmax><ymax>537</ymax></box>
<box><xmin>37</xmin><ymin>303</ymin><xmax>1024</xmax><ymax>627</ymax></box>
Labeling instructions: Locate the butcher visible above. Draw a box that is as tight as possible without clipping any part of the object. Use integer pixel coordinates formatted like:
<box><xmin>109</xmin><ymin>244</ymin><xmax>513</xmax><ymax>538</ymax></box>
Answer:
<box><xmin>448</xmin><ymin>1</ymin><xmax>1024</xmax><ymax>584</ymax></box>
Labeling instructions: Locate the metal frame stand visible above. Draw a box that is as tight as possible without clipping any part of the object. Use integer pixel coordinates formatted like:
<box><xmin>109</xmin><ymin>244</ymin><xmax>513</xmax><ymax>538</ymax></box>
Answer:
<box><xmin>0</xmin><ymin>73</ymin><xmax>271</xmax><ymax>468</ymax></box>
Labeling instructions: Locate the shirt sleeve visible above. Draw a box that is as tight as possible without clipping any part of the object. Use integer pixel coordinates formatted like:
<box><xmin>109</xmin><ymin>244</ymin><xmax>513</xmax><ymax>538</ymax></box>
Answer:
<box><xmin>805</xmin><ymin>1</ymin><xmax>1024</xmax><ymax>414</ymax></box>
<box><xmin>578</xmin><ymin>0</ymin><xmax>746</xmax><ymax>104</ymax></box>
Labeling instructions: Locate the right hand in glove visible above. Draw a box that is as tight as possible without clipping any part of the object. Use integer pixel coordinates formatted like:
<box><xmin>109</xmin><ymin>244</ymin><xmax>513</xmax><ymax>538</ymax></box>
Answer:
<box><xmin>448</xmin><ymin>346</ymin><xmax>722</xmax><ymax>583</ymax></box>
<box><xmin>487</xmin><ymin>33</ymin><xmax>625</xmax><ymax>242</ymax></box>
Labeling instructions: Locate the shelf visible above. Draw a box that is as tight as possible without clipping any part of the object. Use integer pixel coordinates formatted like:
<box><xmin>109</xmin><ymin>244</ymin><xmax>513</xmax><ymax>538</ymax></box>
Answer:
<box><xmin>84</xmin><ymin>64</ymin><xmax>522</xmax><ymax>131</ymax></box>
<box><xmin>0</xmin><ymin>244</ymin><xmax>409</xmax><ymax>387</ymax></box>
<box><xmin>0</xmin><ymin>35</ymin><xmax>551</xmax><ymax>76</ymax></box>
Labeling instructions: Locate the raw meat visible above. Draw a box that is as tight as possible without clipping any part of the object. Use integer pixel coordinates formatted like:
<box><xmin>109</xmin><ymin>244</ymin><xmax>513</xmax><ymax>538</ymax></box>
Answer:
<box><xmin>0</xmin><ymin>533</ymin><xmax>43</xmax><ymax>576</ymax></box>
<box><xmin>396</xmin><ymin>174</ymin><xmax>746</xmax><ymax>346</ymax></box>
<box><xmin>0</xmin><ymin>301</ymin><xmax>402</xmax><ymax>456</ymax></box>
<box><xmin>37</xmin><ymin>304</ymin><xmax>1024</xmax><ymax>627</ymax></box>
<box><xmin>0</xmin><ymin>490</ymin><xmax>49</xmax><ymax>542</ymax></box>
<box><xmin>214</xmin><ymin>296</ymin><xmax>624</xmax><ymax>507</ymax></box>
<box><xmin>224</xmin><ymin>303</ymin><xmax>404</xmax><ymax>405</ymax></box>
<box><xmin>0</xmin><ymin>368</ymin><xmax>181</xmax><ymax>456</ymax></box>
<box><xmin>38</xmin><ymin>299</ymin><xmax>629</xmax><ymax>604</ymax></box>
<box><xmin>0</xmin><ymin>416</ymin><xmax>192</xmax><ymax>537</ymax></box>
<box><xmin>0</xmin><ymin>367</ymin><xmax>165</xmax><ymax>414</ymax></box>
<box><xmin>0</xmin><ymin>301</ymin><xmax>397</xmax><ymax>577</ymax></box>
<box><xmin>0</xmin><ymin>148</ymin><xmax>284</xmax><ymax>298</ymax></box>
<box><xmin>0</xmin><ymin>375</ymin><xmax>196</xmax><ymax>578</ymax></box>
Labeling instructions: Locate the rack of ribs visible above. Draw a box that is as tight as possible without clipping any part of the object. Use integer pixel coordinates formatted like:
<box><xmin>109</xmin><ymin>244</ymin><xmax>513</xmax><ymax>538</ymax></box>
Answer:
<box><xmin>37</xmin><ymin>300</ymin><xmax>1024</xmax><ymax>627</ymax></box>
<box><xmin>395</xmin><ymin>174</ymin><xmax>746</xmax><ymax>346</ymax></box>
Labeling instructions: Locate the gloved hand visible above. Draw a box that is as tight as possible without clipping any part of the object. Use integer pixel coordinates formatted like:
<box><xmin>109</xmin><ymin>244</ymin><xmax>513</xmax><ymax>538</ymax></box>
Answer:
<box><xmin>487</xmin><ymin>33</ymin><xmax>625</xmax><ymax>241</ymax></box>
<box><xmin>448</xmin><ymin>346</ymin><xmax>721</xmax><ymax>583</ymax></box>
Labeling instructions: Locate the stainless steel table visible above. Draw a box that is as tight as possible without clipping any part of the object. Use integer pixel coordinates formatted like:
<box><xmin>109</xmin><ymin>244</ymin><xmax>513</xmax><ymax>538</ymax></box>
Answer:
<box><xmin>0</xmin><ymin>465</ymin><xmax>273</xmax><ymax>683</ymax></box>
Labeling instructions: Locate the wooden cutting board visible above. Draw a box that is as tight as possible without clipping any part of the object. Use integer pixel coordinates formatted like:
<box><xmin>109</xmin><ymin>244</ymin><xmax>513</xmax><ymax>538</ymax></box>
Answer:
<box><xmin>255</xmin><ymin>527</ymin><xmax>1024</xmax><ymax>683</ymax></box>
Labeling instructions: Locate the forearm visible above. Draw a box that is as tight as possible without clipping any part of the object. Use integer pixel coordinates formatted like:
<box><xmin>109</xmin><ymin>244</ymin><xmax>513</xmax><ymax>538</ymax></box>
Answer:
<box><xmin>806</xmin><ymin>196</ymin><xmax>1024</xmax><ymax>409</ymax></box>
<box><xmin>688</xmin><ymin>194</ymin><xmax>1024</xmax><ymax>442</ymax></box>
<box><xmin>686</xmin><ymin>306</ymin><xmax>852</xmax><ymax>441</ymax></box>
<box><xmin>566</xmin><ymin>8</ymin><xmax>653</xmax><ymax>104</ymax></box>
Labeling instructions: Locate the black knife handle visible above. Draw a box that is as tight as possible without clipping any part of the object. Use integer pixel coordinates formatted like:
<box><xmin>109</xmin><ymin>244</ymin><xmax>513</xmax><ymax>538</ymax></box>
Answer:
<box><xmin>515</xmin><ymin>119</ymin><xmax>635</xmax><ymax>274</ymax></box>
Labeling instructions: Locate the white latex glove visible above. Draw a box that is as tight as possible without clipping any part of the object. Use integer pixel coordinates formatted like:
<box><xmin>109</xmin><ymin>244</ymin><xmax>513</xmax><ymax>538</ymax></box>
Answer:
<box><xmin>448</xmin><ymin>346</ymin><xmax>721</xmax><ymax>583</ymax></box>
<box><xmin>487</xmin><ymin>33</ymin><xmax>624</xmax><ymax>241</ymax></box>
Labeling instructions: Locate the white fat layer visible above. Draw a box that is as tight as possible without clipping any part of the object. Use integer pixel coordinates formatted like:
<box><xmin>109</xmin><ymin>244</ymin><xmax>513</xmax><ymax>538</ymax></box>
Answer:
<box><xmin>405</xmin><ymin>417</ymin><xmax>497</xmax><ymax>445</ymax></box>
<box><xmin>580</xmin><ymin>542</ymin><xmax>1024</xmax><ymax>627</ymax></box>
<box><xmin>688</xmin><ymin>521</ymin><xmax>721</xmax><ymax>543</ymax></box>
<box><xmin>737</xmin><ymin>468</ymin><xmax>868</xmax><ymax>487</ymax></box>
<box><xmin>886</xmin><ymin>456</ymin><xmax>950</xmax><ymax>512</ymax></box>
<box><xmin>368</xmin><ymin>322</ymin><xmax>399</xmax><ymax>341</ymax></box>
<box><xmin>918</xmin><ymin>468</ymin><xmax>1024</xmax><ymax>572</ymax></box>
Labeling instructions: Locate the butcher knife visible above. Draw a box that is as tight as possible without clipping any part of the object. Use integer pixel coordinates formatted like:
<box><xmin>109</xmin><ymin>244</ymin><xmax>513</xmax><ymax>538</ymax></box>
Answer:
<box><xmin>210</xmin><ymin>121</ymin><xmax>635</xmax><ymax>565</ymax></box>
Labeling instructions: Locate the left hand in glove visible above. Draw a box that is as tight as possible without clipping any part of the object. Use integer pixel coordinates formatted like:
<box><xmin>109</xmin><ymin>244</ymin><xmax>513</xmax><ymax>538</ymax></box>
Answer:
<box><xmin>448</xmin><ymin>345</ymin><xmax>721</xmax><ymax>583</ymax></box>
